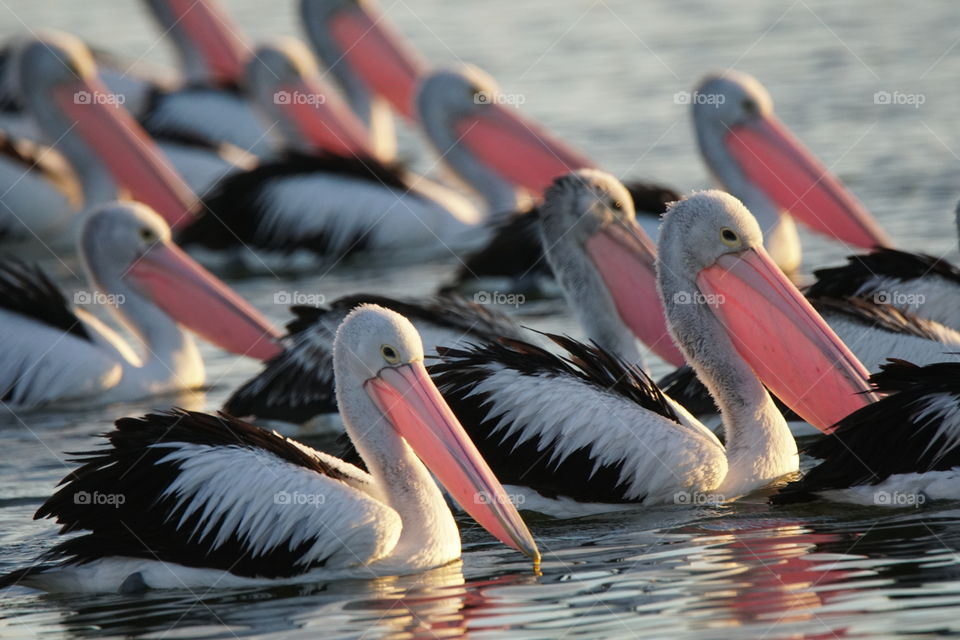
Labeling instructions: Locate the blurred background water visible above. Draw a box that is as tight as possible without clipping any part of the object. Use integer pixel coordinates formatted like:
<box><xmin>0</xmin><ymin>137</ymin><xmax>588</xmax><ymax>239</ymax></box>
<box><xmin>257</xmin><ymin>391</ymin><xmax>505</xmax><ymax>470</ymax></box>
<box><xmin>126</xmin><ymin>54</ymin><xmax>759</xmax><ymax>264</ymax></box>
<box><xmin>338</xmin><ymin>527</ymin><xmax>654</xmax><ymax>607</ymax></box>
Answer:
<box><xmin>1</xmin><ymin>1</ymin><xmax>960</xmax><ymax>638</ymax></box>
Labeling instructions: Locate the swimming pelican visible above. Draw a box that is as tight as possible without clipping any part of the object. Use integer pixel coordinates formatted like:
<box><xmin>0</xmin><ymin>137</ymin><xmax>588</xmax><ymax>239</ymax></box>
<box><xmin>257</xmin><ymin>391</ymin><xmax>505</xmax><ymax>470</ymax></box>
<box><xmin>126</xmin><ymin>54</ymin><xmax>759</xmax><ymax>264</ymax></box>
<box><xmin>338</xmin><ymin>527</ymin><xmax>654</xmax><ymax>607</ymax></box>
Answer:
<box><xmin>2</xmin><ymin>305</ymin><xmax>538</xmax><ymax>592</ymax></box>
<box><xmin>0</xmin><ymin>201</ymin><xmax>279</xmax><ymax>410</ymax></box>
<box><xmin>693</xmin><ymin>71</ymin><xmax>892</xmax><ymax>275</ymax></box>
<box><xmin>428</xmin><ymin>190</ymin><xmax>875</xmax><ymax>516</ymax></box>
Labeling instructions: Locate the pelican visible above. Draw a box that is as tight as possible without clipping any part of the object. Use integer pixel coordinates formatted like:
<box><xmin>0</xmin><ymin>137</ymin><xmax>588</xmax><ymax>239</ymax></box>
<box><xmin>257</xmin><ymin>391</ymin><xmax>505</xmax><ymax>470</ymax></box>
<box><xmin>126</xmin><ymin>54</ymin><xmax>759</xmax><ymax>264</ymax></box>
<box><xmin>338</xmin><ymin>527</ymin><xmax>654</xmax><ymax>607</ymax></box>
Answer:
<box><xmin>0</xmin><ymin>201</ymin><xmax>279</xmax><ymax>411</ymax></box>
<box><xmin>12</xmin><ymin>31</ymin><xmax>203</xmax><ymax>243</ymax></box>
<box><xmin>693</xmin><ymin>71</ymin><xmax>892</xmax><ymax>275</ymax></box>
<box><xmin>773</xmin><ymin>359</ymin><xmax>960</xmax><ymax>505</ymax></box>
<box><xmin>428</xmin><ymin>190</ymin><xmax>875</xmax><ymax>517</ymax></box>
<box><xmin>2</xmin><ymin>305</ymin><xmax>538</xmax><ymax>593</ymax></box>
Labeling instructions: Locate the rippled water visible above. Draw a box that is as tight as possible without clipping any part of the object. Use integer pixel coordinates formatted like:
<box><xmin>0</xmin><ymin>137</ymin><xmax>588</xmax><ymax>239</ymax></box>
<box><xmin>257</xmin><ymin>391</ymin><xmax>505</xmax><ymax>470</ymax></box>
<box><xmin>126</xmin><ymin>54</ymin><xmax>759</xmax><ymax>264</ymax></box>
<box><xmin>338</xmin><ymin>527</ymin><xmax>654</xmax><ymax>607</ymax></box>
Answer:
<box><xmin>2</xmin><ymin>1</ymin><xmax>960</xmax><ymax>638</ymax></box>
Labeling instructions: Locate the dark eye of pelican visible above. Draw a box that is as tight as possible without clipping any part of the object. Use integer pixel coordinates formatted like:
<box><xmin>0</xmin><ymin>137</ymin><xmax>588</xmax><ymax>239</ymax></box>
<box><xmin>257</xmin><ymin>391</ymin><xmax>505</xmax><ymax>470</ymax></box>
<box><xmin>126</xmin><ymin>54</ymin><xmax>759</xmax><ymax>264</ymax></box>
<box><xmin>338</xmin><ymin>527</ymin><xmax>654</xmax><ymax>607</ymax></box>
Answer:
<box><xmin>380</xmin><ymin>344</ymin><xmax>400</xmax><ymax>364</ymax></box>
<box><xmin>741</xmin><ymin>99</ymin><xmax>757</xmax><ymax>114</ymax></box>
<box><xmin>611</xmin><ymin>200</ymin><xmax>623</xmax><ymax>211</ymax></box>
<box><xmin>139</xmin><ymin>227</ymin><xmax>156</xmax><ymax>243</ymax></box>
<box><xmin>720</xmin><ymin>227</ymin><xmax>740</xmax><ymax>246</ymax></box>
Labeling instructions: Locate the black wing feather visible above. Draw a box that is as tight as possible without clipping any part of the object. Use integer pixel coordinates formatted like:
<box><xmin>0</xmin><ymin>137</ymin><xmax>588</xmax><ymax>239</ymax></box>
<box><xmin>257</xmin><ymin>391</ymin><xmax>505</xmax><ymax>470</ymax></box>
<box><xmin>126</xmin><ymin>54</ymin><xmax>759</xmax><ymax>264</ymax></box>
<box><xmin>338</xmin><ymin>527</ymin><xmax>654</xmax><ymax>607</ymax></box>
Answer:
<box><xmin>808</xmin><ymin>249</ymin><xmax>960</xmax><ymax>299</ymax></box>
<box><xmin>773</xmin><ymin>360</ymin><xmax>960</xmax><ymax>504</ymax></box>
<box><xmin>0</xmin><ymin>260</ymin><xmax>89</xmax><ymax>341</ymax></box>
<box><xmin>429</xmin><ymin>333</ymin><xmax>679</xmax><ymax>503</ymax></box>
<box><xmin>34</xmin><ymin>409</ymin><xmax>352</xmax><ymax>578</ymax></box>
<box><xmin>810</xmin><ymin>296</ymin><xmax>948</xmax><ymax>341</ymax></box>
<box><xmin>176</xmin><ymin>152</ymin><xmax>406</xmax><ymax>255</ymax></box>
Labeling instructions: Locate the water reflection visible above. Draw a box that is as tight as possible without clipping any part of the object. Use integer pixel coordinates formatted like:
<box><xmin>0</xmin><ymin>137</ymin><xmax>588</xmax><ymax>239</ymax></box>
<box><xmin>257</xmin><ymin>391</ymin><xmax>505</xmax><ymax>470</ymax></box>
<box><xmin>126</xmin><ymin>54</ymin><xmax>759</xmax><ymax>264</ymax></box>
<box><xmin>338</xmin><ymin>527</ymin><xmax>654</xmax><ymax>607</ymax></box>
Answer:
<box><xmin>3</xmin><ymin>504</ymin><xmax>960</xmax><ymax>638</ymax></box>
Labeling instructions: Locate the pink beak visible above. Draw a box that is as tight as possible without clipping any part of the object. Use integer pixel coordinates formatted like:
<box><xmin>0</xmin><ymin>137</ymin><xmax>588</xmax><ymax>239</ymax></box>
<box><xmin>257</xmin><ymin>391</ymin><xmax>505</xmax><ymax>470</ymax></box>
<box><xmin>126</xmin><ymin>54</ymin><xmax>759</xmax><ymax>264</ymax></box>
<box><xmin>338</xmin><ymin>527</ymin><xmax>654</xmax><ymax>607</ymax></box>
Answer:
<box><xmin>275</xmin><ymin>77</ymin><xmax>378</xmax><ymax>157</ymax></box>
<box><xmin>724</xmin><ymin>115</ymin><xmax>891</xmax><ymax>249</ymax></box>
<box><xmin>165</xmin><ymin>0</ymin><xmax>250</xmax><ymax>84</ymax></box>
<box><xmin>328</xmin><ymin>1</ymin><xmax>426</xmax><ymax>120</ymax></box>
<box><xmin>455</xmin><ymin>104</ymin><xmax>593</xmax><ymax>197</ymax></box>
<box><xmin>697</xmin><ymin>247</ymin><xmax>877</xmax><ymax>432</ymax></box>
<box><xmin>125</xmin><ymin>241</ymin><xmax>282</xmax><ymax>360</ymax></box>
<box><xmin>586</xmin><ymin>221</ymin><xmax>685</xmax><ymax>367</ymax></box>
<box><xmin>54</xmin><ymin>79</ymin><xmax>198</xmax><ymax>230</ymax></box>
<box><xmin>366</xmin><ymin>362</ymin><xmax>540</xmax><ymax>564</ymax></box>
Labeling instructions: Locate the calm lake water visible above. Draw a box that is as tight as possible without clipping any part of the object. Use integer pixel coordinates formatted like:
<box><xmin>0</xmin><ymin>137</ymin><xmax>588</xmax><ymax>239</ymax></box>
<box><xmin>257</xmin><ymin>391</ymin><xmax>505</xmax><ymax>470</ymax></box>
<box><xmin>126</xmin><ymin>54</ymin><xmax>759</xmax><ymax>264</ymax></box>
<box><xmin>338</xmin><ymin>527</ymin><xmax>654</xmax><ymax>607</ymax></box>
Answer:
<box><xmin>2</xmin><ymin>1</ymin><xmax>960</xmax><ymax>638</ymax></box>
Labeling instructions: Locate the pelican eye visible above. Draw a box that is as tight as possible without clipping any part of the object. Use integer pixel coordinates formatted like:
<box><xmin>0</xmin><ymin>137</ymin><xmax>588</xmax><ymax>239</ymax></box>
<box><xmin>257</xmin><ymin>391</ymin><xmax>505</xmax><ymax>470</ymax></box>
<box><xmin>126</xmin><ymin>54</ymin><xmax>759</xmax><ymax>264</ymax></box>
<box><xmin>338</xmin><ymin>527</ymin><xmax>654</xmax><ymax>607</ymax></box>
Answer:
<box><xmin>611</xmin><ymin>200</ymin><xmax>624</xmax><ymax>211</ymax></box>
<box><xmin>380</xmin><ymin>344</ymin><xmax>400</xmax><ymax>364</ymax></box>
<box><xmin>720</xmin><ymin>227</ymin><xmax>740</xmax><ymax>247</ymax></box>
<box><xmin>741</xmin><ymin>99</ymin><xmax>757</xmax><ymax>114</ymax></box>
<box><xmin>139</xmin><ymin>227</ymin><xmax>157</xmax><ymax>243</ymax></box>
